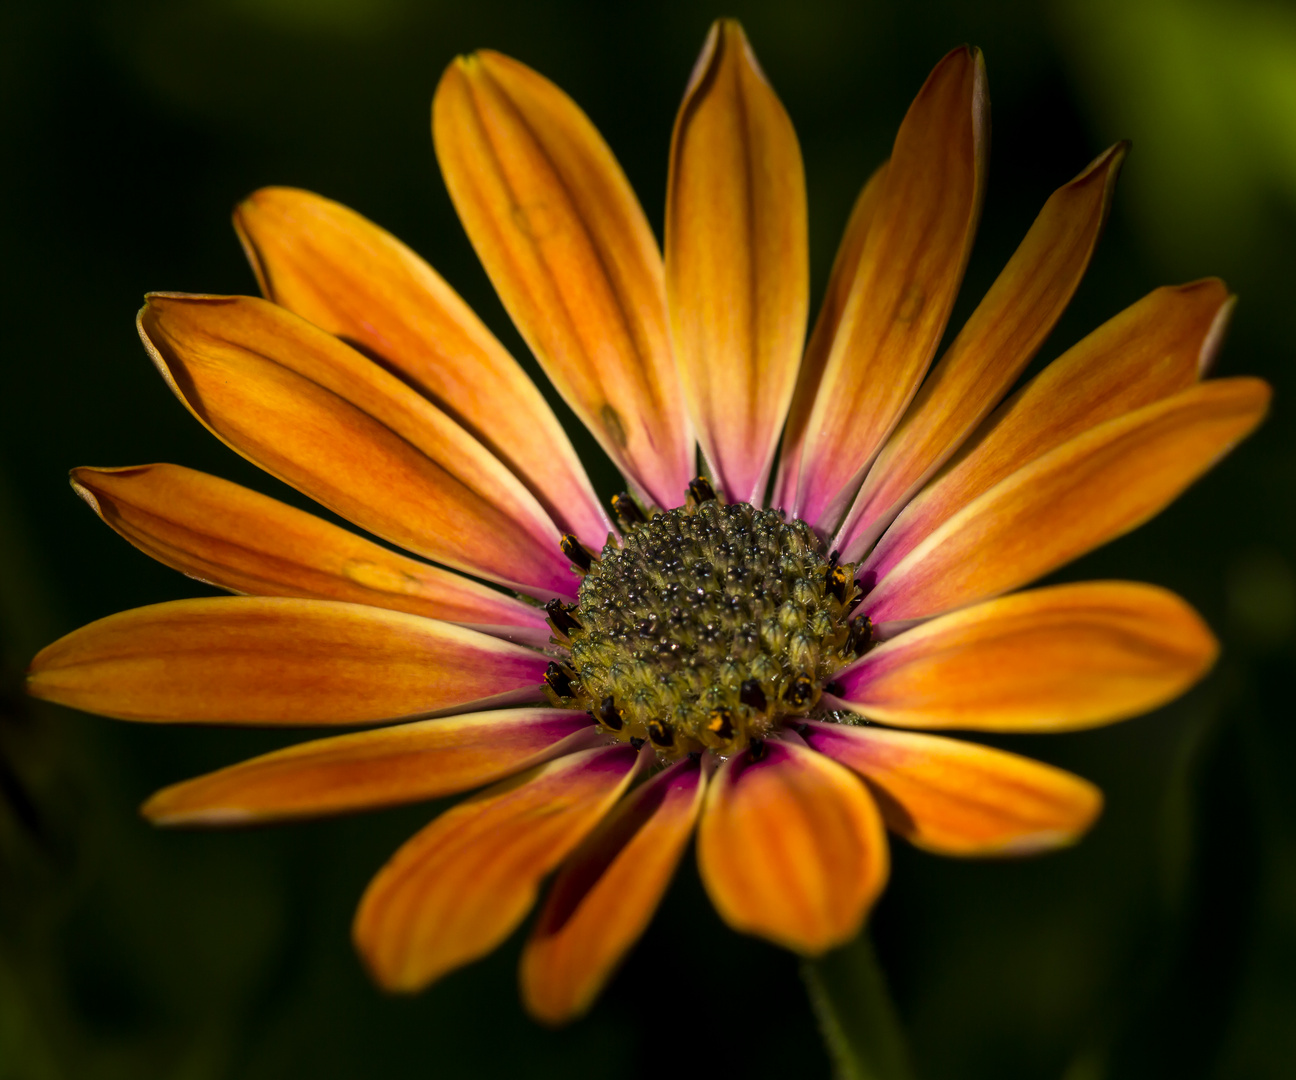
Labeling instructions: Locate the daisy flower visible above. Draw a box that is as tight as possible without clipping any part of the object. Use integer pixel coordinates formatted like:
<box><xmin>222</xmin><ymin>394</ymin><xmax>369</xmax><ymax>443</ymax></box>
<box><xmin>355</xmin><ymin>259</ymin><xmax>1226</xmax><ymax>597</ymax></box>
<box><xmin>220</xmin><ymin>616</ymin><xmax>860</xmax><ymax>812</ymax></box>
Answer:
<box><xmin>28</xmin><ymin>19</ymin><xmax>1268</xmax><ymax>1025</ymax></box>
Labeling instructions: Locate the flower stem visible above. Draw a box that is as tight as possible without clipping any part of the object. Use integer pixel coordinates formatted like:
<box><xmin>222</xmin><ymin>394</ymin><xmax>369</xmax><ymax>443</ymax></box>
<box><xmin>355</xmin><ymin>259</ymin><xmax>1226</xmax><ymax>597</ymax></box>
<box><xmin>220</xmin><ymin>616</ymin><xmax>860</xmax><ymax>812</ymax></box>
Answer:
<box><xmin>802</xmin><ymin>931</ymin><xmax>916</xmax><ymax>1080</ymax></box>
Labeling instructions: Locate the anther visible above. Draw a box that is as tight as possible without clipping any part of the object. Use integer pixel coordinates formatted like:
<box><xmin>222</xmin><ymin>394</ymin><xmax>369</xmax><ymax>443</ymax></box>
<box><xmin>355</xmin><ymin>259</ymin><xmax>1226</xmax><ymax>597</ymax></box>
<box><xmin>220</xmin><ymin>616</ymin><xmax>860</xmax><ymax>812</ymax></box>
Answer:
<box><xmin>648</xmin><ymin>719</ymin><xmax>675</xmax><ymax>748</ymax></box>
<box><xmin>825</xmin><ymin>681</ymin><xmax>845</xmax><ymax>697</ymax></box>
<box><xmin>825</xmin><ymin>563</ymin><xmax>852</xmax><ymax>603</ymax></box>
<box><xmin>544</xmin><ymin>598</ymin><xmax>582</xmax><ymax>637</ymax></box>
<box><xmin>611</xmin><ymin>491</ymin><xmax>645</xmax><ymax>529</ymax></box>
<box><xmin>687</xmin><ymin>476</ymin><xmax>716</xmax><ymax>504</ymax></box>
<box><xmin>828</xmin><ymin>549</ymin><xmax>840</xmax><ymax>570</ymax></box>
<box><xmin>738</xmin><ymin>679</ymin><xmax>767</xmax><ymax>713</ymax></box>
<box><xmin>630</xmin><ymin>736</ymin><xmax>646</xmax><ymax>750</ymax></box>
<box><xmin>544</xmin><ymin>661</ymin><xmax>576</xmax><ymax>698</ymax></box>
<box><xmin>848</xmin><ymin>616</ymin><xmax>874</xmax><ymax>655</ymax></box>
<box><xmin>748</xmin><ymin>738</ymin><xmax>767</xmax><ymax>762</ymax></box>
<box><xmin>560</xmin><ymin>534</ymin><xmax>595</xmax><ymax>573</ymax></box>
<box><xmin>707</xmin><ymin>707</ymin><xmax>735</xmax><ymax>741</ymax></box>
<box><xmin>783</xmin><ymin>674</ymin><xmax>815</xmax><ymax>710</ymax></box>
<box><xmin>597</xmin><ymin>695</ymin><xmax>624</xmax><ymax>731</ymax></box>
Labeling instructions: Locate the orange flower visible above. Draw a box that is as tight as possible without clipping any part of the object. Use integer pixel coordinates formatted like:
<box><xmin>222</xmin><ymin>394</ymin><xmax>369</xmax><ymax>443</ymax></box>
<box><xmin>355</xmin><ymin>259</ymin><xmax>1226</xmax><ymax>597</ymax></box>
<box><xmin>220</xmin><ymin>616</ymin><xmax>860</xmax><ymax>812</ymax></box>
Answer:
<box><xmin>28</xmin><ymin>20</ymin><xmax>1267</xmax><ymax>1025</ymax></box>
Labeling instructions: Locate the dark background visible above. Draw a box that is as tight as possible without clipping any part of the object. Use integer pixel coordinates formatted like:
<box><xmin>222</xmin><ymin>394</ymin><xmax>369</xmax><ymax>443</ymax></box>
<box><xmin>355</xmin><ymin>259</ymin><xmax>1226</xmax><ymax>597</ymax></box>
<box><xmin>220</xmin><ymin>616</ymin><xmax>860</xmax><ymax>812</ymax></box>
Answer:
<box><xmin>2</xmin><ymin>1</ymin><xmax>1294</xmax><ymax>1077</ymax></box>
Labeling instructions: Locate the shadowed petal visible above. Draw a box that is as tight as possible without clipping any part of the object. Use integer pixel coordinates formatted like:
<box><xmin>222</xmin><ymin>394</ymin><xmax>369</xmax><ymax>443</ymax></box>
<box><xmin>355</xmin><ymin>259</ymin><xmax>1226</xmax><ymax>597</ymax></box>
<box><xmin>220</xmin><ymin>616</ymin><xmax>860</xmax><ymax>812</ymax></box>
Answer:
<box><xmin>697</xmin><ymin>740</ymin><xmax>887</xmax><ymax>955</ymax></box>
<box><xmin>665</xmin><ymin>19</ymin><xmax>808</xmax><ymax>504</ymax></box>
<box><xmin>793</xmin><ymin>47</ymin><xmax>989</xmax><ymax>530</ymax></box>
<box><xmin>354</xmin><ymin>744</ymin><xmax>641</xmax><ymax>993</ymax></box>
<box><xmin>233</xmin><ymin>188</ymin><xmax>614</xmax><ymax>550</ymax></box>
<box><xmin>433</xmin><ymin>51</ymin><xmax>691</xmax><ymax>509</ymax></box>
<box><xmin>772</xmin><ymin>161</ymin><xmax>889</xmax><ymax>512</ymax></box>
<box><xmin>832</xmin><ymin>582</ymin><xmax>1217</xmax><ymax>732</ymax></box>
<box><xmin>71</xmin><ymin>464</ymin><xmax>550</xmax><ymax>645</ymax></box>
<box><xmin>836</xmin><ymin>144</ymin><xmax>1127</xmax><ymax>556</ymax></box>
<box><xmin>862</xmin><ymin>378</ymin><xmax>1270</xmax><ymax>623</ymax></box>
<box><xmin>858</xmin><ymin>279</ymin><xmax>1233</xmax><ymax>566</ymax></box>
<box><xmin>143</xmin><ymin>709</ymin><xmax>598</xmax><ymax>825</ymax></box>
<box><xmin>138</xmin><ymin>293</ymin><xmax>577</xmax><ymax>602</ymax></box>
<box><xmin>521</xmin><ymin>756</ymin><xmax>704</xmax><ymax>1024</ymax></box>
<box><xmin>803</xmin><ymin>722</ymin><xmax>1102</xmax><ymax>855</ymax></box>
<box><xmin>27</xmin><ymin>597</ymin><xmax>548</xmax><ymax>725</ymax></box>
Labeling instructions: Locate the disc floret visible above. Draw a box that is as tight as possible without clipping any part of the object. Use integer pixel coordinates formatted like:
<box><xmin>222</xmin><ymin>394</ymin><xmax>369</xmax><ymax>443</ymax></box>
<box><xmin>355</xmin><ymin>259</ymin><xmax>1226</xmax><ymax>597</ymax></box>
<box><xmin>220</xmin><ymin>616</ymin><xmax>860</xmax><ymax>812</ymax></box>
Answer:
<box><xmin>545</xmin><ymin>490</ymin><xmax>872</xmax><ymax>757</ymax></box>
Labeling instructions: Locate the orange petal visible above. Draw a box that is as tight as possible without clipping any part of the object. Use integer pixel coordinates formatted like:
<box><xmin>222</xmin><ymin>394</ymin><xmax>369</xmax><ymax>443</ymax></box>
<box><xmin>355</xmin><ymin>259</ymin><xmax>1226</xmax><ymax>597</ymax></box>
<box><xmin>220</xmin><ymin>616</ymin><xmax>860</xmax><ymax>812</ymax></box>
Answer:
<box><xmin>772</xmin><ymin>161</ymin><xmax>889</xmax><ymax>511</ymax></box>
<box><xmin>836</xmin><ymin>143</ymin><xmax>1127</xmax><ymax>555</ymax></box>
<box><xmin>521</xmin><ymin>756</ymin><xmax>704</xmax><ymax>1024</ymax></box>
<box><xmin>138</xmin><ymin>293</ymin><xmax>577</xmax><ymax>602</ymax></box>
<box><xmin>792</xmin><ymin>47</ymin><xmax>989</xmax><ymax>530</ymax></box>
<box><xmin>233</xmin><ymin>188</ymin><xmax>613</xmax><ymax>551</ymax></box>
<box><xmin>803</xmin><ymin>721</ymin><xmax>1102</xmax><ymax>855</ymax></box>
<box><xmin>354</xmin><ymin>744</ymin><xmax>640</xmax><ymax>992</ymax></box>
<box><xmin>861</xmin><ymin>377</ymin><xmax>1269</xmax><ymax>623</ymax></box>
<box><xmin>71</xmin><ymin>464</ymin><xmax>550</xmax><ymax>645</ymax></box>
<box><xmin>143</xmin><ymin>708</ymin><xmax>597</xmax><ymax>825</ymax></box>
<box><xmin>859</xmin><ymin>279</ymin><xmax>1233</xmax><ymax>566</ymax></box>
<box><xmin>433</xmin><ymin>51</ymin><xmax>691</xmax><ymax>509</ymax></box>
<box><xmin>665</xmin><ymin>20</ymin><xmax>808</xmax><ymax>504</ymax></box>
<box><xmin>27</xmin><ymin>597</ymin><xmax>547</xmax><ymax>725</ymax></box>
<box><xmin>696</xmin><ymin>740</ymin><xmax>888</xmax><ymax>955</ymax></box>
<box><xmin>832</xmin><ymin>582</ymin><xmax>1217</xmax><ymax>732</ymax></box>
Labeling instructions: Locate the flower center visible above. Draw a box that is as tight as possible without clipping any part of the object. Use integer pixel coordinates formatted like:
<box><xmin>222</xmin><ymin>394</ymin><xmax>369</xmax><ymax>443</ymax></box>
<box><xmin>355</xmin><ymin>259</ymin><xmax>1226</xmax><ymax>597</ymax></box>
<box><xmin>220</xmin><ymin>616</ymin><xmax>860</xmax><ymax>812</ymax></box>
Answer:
<box><xmin>543</xmin><ymin>484</ymin><xmax>872</xmax><ymax>757</ymax></box>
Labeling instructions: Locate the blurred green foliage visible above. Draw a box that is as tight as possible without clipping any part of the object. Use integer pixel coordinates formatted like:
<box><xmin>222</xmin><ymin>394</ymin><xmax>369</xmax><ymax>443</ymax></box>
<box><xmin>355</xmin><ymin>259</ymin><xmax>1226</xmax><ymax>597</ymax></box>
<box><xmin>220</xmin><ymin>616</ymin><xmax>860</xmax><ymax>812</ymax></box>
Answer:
<box><xmin>1</xmin><ymin>0</ymin><xmax>1293</xmax><ymax>1077</ymax></box>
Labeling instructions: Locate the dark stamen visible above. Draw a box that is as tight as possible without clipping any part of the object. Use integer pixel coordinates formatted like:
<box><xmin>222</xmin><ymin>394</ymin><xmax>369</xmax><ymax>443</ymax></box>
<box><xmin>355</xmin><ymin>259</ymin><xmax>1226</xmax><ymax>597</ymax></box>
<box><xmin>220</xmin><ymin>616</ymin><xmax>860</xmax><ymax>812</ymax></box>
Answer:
<box><xmin>749</xmin><ymin>738</ymin><xmax>767</xmax><ymax>762</ymax></box>
<box><xmin>611</xmin><ymin>491</ymin><xmax>646</xmax><ymax>529</ymax></box>
<box><xmin>828</xmin><ymin>549</ymin><xmax>840</xmax><ymax>570</ymax></box>
<box><xmin>630</xmin><ymin>736</ymin><xmax>646</xmax><ymax>751</ymax></box>
<box><xmin>846</xmin><ymin>593</ymin><xmax>864</xmax><ymax>614</ymax></box>
<box><xmin>560</xmin><ymin>533</ymin><xmax>594</xmax><ymax>573</ymax></box>
<box><xmin>648</xmin><ymin>719</ymin><xmax>675</xmax><ymax>747</ymax></box>
<box><xmin>545</xmin><ymin>598</ymin><xmax>582</xmax><ymax>636</ymax></box>
<box><xmin>597</xmin><ymin>695</ymin><xmax>623</xmax><ymax>731</ymax></box>
<box><xmin>739</xmin><ymin>679</ymin><xmax>767</xmax><ymax>713</ymax></box>
<box><xmin>707</xmin><ymin>707</ymin><xmax>735</xmax><ymax>741</ymax></box>
<box><xmin>687</xmin><ymin>475</ymin><xmax>716</xmax><ymax>504</ymax></box>
<box><xmin>825</xmin><ymin>563</ymin><xmax>852</xmax><ymax>603</ymax></box>
<box><xmin>544</xmin><ymin>661</ymin><xmax>575</xmax><ymax>698</ymax></box>
<box><xmin>783</xmin><ymin>674</ymin><xmax>814</xmax><ymax>709</ymax></box>
<box><xmin>825</xmin><ymin>681</ymin><xmax>845</xmax><ymax>697</ymax></box>
<box><xmin>849</xmin><ymin>616</ymin><xmax>874</xmax><ymax>655</ymax></box>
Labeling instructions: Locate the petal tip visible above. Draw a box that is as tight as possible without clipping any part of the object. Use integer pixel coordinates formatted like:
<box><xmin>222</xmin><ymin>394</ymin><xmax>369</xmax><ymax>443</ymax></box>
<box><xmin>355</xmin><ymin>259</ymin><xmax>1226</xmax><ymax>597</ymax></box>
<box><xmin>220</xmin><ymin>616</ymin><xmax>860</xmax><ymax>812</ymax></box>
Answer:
<box><xmin>68</xmin><ymin>469</ymin><xmax>103</xmax><ymax>514</ymax></box>
<box><xmin>1199</xmin><ymin>292</ymin><xmax>1238</xmax><ymax>376</ymax></box>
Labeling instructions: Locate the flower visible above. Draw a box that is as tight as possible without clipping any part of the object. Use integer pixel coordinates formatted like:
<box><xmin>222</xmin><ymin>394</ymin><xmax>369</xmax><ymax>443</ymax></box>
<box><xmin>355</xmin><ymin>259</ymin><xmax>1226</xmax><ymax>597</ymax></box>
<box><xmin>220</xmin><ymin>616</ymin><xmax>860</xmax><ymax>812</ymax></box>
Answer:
<box><xmin>27</xmin><ymin>18</ymin><xmax>1267</xmax><ymax>1026</ymax></box>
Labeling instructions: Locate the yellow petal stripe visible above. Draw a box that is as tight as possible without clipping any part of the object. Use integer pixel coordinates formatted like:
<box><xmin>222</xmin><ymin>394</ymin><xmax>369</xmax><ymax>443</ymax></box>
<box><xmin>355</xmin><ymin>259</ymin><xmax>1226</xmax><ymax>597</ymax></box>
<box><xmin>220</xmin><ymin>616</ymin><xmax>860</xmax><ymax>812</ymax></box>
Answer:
<box><xmin>831</xmin><ymin>582</ymin><xmax>1217</xmax><ymax>732</ymax></box>
<box><xmin>139</xmin><ymin>293</ymin><xmax>577</xmax><ymax>600</ymax></box>
<box><xmin>793</xmin><ymin>47</ymin><xmax>989</xmax><ymax>530</ymax></box>
<box><xmin>234</xmin><ymin>188</ymin><xmax>614</xmax><ymax>550</ymax></box>
<box><xmin>863</xmin><ymin>377</ymin><xmax>1270</xmax><ymax>623</ymax></box>
<box><xmin>143</xmin><ymin>709</ymin><xmax>597</xmax><ymax>826</ymax></box>
<box><xmin>354</xmin><ymin>744</ymin><xmax>641</xmax><ymax>993</ymax></box>
<box><xmin>27</xmin><ymin>597</ymin><xmax>549</xmax><ymax>725</ymax></box>
<box><xmin>697</xmin><ymin>740</ymin><xmax>887</xmax><ymax>956</ymax></box>
<box><xmin>521</xmin><ymin>756</ymin><xmax>705</xmax><ymax>1025</ymax></box>
<box><xmin>836</xmin><ymin>143</ymin><xmax>1127</xmax><ymax>556</ymax></box>
<box><xmin>665</xmin><ymin>19</ymin><xmax>809</xmax><ymax>504</ymax></box>
<box><xmin>72</xmin><ymin>464</ymin><xmax>550</xmax><ymax>645</ymax></box>
<box><xmin>772</xmin><ymin>161</ymin><xmax>889</xmax><ymax>511</ymax></box>
<box><xmin>859</xmin><ymin>279</ymin><xmax>1233</xmax><ymax>566</ymax></box>
<box><xmin>803</xmin><ymin>722</ymin><xmax>1102</xmax><ymax>855</ymax></box>
<box><xmin>433</xmin><ymin>51</ymin><xmax>691</xmax><ymax>509</ymax></box>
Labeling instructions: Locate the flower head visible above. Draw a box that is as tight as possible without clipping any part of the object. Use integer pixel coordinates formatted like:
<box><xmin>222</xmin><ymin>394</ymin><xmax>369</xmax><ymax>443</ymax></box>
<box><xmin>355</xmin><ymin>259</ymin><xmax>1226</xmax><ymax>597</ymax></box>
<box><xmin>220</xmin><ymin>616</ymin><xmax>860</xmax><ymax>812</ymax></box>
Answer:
<box><xmin>28</xmin><ymin>19</ymin><xmax>1267</xmax><ymax>1024</ymax></box>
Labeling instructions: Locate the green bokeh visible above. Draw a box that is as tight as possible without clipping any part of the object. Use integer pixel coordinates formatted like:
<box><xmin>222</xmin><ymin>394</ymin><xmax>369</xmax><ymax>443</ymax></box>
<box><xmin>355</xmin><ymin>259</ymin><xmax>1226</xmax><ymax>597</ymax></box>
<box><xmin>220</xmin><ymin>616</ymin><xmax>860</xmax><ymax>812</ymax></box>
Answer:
<box><xmin>2</xmin><ymin>1</ymin><xmax>1293</xmax><ymax>1077</ymax></box>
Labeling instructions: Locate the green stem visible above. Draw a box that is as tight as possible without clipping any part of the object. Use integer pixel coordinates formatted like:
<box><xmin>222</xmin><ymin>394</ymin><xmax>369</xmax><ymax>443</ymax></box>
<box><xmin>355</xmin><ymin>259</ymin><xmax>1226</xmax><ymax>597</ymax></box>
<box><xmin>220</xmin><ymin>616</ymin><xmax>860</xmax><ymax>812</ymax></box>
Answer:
<box><xmin>802</xmin><ymin>931</ymin><xmax>916</xmax><ymax>1080</ymax></box>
